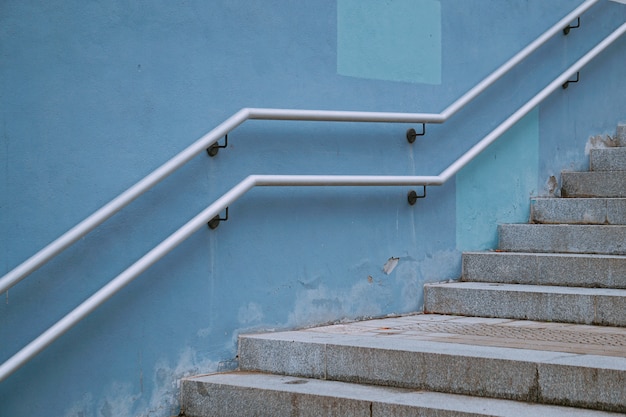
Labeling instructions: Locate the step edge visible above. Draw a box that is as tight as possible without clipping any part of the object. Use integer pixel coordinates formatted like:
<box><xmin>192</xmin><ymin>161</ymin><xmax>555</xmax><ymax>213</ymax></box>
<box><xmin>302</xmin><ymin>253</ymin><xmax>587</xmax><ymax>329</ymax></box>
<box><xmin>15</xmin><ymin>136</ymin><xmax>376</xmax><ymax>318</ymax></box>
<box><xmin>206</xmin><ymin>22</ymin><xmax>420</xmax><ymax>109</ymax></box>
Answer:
<box><xmin>181</xmin><ymin>371</ymin><xmax>623</xmax><ymax>416</ymax></box>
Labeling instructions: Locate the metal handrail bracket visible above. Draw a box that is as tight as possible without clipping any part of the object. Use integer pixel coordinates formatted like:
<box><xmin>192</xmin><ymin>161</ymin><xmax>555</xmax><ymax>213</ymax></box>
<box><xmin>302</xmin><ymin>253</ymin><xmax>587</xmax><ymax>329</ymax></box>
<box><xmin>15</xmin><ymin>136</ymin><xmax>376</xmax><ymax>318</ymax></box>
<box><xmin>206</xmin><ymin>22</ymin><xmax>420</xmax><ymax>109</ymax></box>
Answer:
<box><xmin>0</xmin><ymin>0</ymin><xmax>601</xmax><ymax>296</ymax></box>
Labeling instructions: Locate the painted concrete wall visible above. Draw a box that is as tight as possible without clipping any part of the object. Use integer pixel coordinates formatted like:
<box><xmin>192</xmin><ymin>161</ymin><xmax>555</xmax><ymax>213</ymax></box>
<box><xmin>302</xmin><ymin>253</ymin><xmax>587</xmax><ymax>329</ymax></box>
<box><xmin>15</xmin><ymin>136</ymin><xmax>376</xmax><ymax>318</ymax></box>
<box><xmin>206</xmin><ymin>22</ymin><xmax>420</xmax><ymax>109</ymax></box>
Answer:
<box><xmin>1</xmin><ymin>1</ymin><xmax>625</xmax><ymax>415</ymax></box>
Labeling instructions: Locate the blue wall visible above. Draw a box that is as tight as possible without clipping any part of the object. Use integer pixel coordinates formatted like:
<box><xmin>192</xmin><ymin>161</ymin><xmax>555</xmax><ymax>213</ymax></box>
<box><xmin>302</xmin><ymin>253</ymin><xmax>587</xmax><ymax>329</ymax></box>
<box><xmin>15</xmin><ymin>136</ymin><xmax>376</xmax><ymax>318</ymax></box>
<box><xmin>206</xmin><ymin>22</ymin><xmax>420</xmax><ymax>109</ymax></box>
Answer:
<box><xmin>1</xmin><ymin>1</ymin><xmax>625</xmax><ymax>415</ymax></box>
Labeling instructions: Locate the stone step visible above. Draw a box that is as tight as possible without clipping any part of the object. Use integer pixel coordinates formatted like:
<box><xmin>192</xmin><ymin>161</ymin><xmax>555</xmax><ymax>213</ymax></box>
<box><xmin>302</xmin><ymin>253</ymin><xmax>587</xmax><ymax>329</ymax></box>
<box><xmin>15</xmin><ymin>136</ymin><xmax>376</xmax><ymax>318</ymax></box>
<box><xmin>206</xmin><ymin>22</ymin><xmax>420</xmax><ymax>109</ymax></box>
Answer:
<box><xmin>498</xmin><ymin>224</ymin><xmax>626</xmax><ymax>255</ymax></box>
<box><xmin>462</xmin><ymin>251</ymin><xmax>626</xmax><ymax>288</ymax></box>
<box><xmin>235</xmin><ymin>314</ymin><xmax>626</xmax><ymax>412</ymax></box>
<box><xmin>423</xmin><ymin>282</ymin><xmax>626</xmax><ymax>326</ymax></box>
<box><xmin>561</xmin><ymin>171</ymin><xmax>626</xmax><ymax>198</ymax></box>
<box><xmin>590</xmin><ymin>147</ymin><xmax>626</xmax><ymax>171</ymax></box>
<box><xmin>530</xmin><ymin>197</ymin><xmax>626</xmax><ymax>225</ymax></box>
<box><xmin>181</xmin><ymin>371</ymin><xmax>624</xmax><ymax>417</ymax></box>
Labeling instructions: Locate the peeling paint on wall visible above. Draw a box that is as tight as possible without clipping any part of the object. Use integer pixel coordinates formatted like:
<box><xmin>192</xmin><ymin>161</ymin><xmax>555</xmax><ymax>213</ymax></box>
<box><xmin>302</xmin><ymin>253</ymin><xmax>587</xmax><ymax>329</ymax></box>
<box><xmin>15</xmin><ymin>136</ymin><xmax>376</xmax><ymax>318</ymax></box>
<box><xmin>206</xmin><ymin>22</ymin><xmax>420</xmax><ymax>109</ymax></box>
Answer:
<box><xmin>62</xmin><ymin>347</ymin><xmax>217</xmax><ymax>417</ymax></box>
<box><xmin>287</xmin><ymin>280</ymin><xmax>389</xmax><ymax>327</ymax></box>
<box><xmin>382</xmin><ymin>257</ymin><xmax>399</xmax><ymax>275</ymax></box>
<box><xmin>393</xmin><ymin>250</ymin><xmax>461</xmax><ymax>311</ymax></box>
<box><xmin>238</xmin><ymin>302</ymin><xmax>265</xmax><ymax>325</ymax></box>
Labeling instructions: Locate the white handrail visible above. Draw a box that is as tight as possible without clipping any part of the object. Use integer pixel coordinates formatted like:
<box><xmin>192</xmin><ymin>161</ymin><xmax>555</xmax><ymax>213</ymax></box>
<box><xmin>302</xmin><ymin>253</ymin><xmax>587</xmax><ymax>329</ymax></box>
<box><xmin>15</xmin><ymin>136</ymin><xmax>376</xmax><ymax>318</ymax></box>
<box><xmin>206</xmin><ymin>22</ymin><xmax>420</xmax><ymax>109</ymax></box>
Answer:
<box><xmin>0</xmin><ymin>0</ymin><xmax>600</xmax><ymax>295</ymax></box>
<box><xmin>1</xmin><ymin>20</ymin><xmax>625</xmax><ymax>383</ymax></box>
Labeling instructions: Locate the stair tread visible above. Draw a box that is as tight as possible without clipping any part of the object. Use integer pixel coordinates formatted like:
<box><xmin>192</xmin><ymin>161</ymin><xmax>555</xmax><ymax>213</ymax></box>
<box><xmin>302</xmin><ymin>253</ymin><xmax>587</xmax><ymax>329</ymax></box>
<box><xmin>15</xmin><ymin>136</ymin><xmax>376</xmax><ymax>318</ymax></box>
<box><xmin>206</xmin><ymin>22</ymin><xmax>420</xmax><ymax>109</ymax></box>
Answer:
<box><xmin>183</xmin><ymin>371</ymin><xmax>623</xmax><ymax>416</ymax></box>
<box><xmin>464</xmin><ymin>250</ymin><xmax>626</xmax><ymax>259</ymax></box>
<box><xmin>426</xmin><ymin>281</ymin><xmax>626</xmax><ymax>296</ymax></box>
<box><xmin>241</xmin><ymin>313</ymin><xmax>626</xmax><ymax>363</ymax></box>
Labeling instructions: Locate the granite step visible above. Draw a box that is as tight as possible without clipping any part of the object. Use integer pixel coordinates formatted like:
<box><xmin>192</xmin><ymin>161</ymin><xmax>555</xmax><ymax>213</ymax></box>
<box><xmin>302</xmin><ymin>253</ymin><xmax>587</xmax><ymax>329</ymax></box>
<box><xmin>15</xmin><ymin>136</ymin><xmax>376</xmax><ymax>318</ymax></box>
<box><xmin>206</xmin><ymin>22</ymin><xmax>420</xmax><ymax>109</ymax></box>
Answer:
<box><xmin>181</xmin><ymin>371</ymin><xmax>624</xmax><ymax>417</ymax></box>
<box><xmin>462</xmin><ymin>251</ymin><xmax>626</xmax><ymax>288</ymax></box>
<box><xmin>223</xmin><ymin>314</ymin><xmax>626</xmax><ymax>413</ymax></box>
<box><xmin>590</xmin><ymin>147</ymin><xmax>626</xmax><ymax>171</ymax></box>
<box><xmin>530</xmin><ymin>197</ymin><xmax>626</xmax><ymax>225</ymax></box>
<box><xmin>561</xmin><ymin>171</ymin><xmax>626</xmax><ymax>198</ymax></box>
<box><xmin>423</xmin><ymin>281</ymin><xmax>626</xmax><ymax>326</ymax></box>
<box><xmin>498</xmin><ymin>224</ymin><xmax>626</xmax><ymax>255</ymax></box>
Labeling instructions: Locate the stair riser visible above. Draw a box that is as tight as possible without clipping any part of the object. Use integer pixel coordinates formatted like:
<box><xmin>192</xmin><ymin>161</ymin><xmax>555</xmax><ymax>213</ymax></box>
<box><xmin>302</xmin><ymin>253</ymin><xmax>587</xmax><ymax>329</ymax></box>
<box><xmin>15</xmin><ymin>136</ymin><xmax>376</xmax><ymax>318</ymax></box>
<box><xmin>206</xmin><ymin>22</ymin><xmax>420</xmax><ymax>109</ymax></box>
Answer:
<box><xmin>462</xmin><ymin>252</ymin><xmax>626</xmax><ymax>288</ymax></box>
<box><xmin>423</xmin><ymin>284</ymin><xmax>626</xmax><ymax>326</ymax></box>
<box><xmin>238</xmin><ymin>335</ymin><xmax>626</xmax><ymax>413</ymax></box>
<box><xmin>181</xmin><ymin>382</ymin><xmax>373</xmax><ymax>417</ymax></box>
<box><xmin>498</xmin><ymin>224</ymin><xmax>626</xmax><ymax>255</ymax></box>
<box><xmin>590</xmin><ymin>148</ymin><xmax>626</xmax><ymax>171</ymax></box>
<box><xmin>180</xmin><ymin>381</ymin><xmax>501</xmax><ymax>417</ymax></box>
<box><xmin>561</xmin><ymin>171</ymin><xmax>626</xmax><ymax>198</ymax></box>
<box><xmin>181</xmin><ymin>372</ymin><xmax>619</xmax><ymax>417</ymax></box>
<box><xmin>530</xmin><ymin>198</ymin><xmax>626</xmax><ymax>225</ymax></box>
<box><xmin>239</xmin><ymin>337</ymin><xmax>536</xmax><ymax>402</ymax></box>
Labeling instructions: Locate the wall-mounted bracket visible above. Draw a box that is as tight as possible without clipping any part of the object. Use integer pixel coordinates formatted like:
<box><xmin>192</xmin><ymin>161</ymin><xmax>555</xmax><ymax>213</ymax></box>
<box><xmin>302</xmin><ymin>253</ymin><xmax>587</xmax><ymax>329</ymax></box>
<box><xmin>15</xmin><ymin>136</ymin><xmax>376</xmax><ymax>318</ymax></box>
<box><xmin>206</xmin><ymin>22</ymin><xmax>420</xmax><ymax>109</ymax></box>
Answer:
<box><xmin>406</xmin><ymin>124</ymin><xmax>426</xmax><ymax>144</ymax></box>
<box><xmin>562</xmin><ymin>72</ymin><xmax>580</xmax><ymax>89</ymax></box>
<box><xmin>208</xmin><ymin>207</ymin><xmax>229</xmax><ymax>229</ymax></box>
<box><xmin>207</xmin><ymin>134</ymin><xmax>228</xmax><ymax>157</ymax></box>
<box><xmin>563</xmin><ymin>17</ymin><xmax>580</xmax><ymax>35</ymax></box>
<box><xmin>407</xmin><ymin>187</ymin><xmax>426</xmax><ymax>205</ymax></box>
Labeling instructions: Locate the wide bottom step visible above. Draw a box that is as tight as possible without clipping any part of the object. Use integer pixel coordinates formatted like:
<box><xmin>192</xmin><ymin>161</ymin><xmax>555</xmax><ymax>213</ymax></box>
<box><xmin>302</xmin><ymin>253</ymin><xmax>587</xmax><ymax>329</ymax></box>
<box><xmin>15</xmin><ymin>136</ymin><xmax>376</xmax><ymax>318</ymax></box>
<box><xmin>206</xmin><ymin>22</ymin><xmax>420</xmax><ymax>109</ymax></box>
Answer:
<box><xmin>236</xmin><ymin>314</ymin><xmax>626</xmax><ymax>412</ymax></box>
<box><xmin>181</xmin><ymin>371</ymin><xmax>622</xmax><ymax>417</ymax></box>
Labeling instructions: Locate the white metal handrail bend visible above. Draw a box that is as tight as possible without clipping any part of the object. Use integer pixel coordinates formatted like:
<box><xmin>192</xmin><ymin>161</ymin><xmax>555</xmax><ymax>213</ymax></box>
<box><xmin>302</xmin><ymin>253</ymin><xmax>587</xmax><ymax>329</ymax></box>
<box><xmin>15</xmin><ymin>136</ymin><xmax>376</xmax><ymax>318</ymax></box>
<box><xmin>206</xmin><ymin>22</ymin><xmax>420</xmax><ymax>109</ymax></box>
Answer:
<box><xmin>0</xmin><ymin>0</ymin><xmax>601</xmax><ymax>295</ymax></box>
<box><xmin>1</xmin><ymin>20</ymin><xmax>624</xmax><ymax>383</ymax></box>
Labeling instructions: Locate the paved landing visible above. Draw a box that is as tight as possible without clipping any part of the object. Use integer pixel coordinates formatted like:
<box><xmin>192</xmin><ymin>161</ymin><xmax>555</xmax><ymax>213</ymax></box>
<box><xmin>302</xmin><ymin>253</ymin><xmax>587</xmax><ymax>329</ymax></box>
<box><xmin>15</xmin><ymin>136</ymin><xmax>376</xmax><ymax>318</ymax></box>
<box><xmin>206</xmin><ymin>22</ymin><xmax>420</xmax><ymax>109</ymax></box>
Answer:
<box><xmin>304</xmin><ymin>313</ymin><xmax>626</xmax><ymax>358</ymax></box>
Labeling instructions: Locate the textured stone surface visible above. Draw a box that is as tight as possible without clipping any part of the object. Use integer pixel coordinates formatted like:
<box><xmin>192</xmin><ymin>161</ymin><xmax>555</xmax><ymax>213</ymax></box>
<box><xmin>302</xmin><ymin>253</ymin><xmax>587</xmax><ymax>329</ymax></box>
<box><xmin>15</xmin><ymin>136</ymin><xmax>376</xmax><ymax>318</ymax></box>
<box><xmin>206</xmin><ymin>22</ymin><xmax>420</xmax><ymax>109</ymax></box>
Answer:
<box><xmin>607</xmin><ymin>199</ymin><xmax>626</xmax><ymax>224</ymax></box>
<box><xmin>539</xmin><ymin>355</ymin><xmax>626</xmax><ymax>411</ymax></box>
<box><xmin>561</xmin><ymin>171</ymin><xmax>626</xmax><ymax>197</ymax></box>
<box><xmin>498</xmin><ymin>224</ymin><xmax>626</xmax><ymax>255</ymax></box>
<box><xmin>590</xmin><ymin>147</ymin><xmax>626</xmax><ymax>171</ymax></box>
<box><xmin>239</xmin><ymin>333</ymin><xmax>327</xmax><ymax>378</ymax></box>
<box><xmin>462</xmin><ymin>251</ymin><xmax>626</xmax><ymax>288</ymax></box>
<box><xmin>234</xmin><ymin>314</ymin><xmax>626</xmax><ymax>412</ymax></box>
<box><xmin>181</xmin><ymin>371</ymin><xmax>622</xmax><ymax>417</ymax></box>
<box><xmin>423</xmin><ymin>282</ymin><xmax>626</xmax><ymax>326</ymax></box>
<box><xmin>530</xmin><ymin>197</ymin><xmax>626</xmax><ymax>224</ymax></box>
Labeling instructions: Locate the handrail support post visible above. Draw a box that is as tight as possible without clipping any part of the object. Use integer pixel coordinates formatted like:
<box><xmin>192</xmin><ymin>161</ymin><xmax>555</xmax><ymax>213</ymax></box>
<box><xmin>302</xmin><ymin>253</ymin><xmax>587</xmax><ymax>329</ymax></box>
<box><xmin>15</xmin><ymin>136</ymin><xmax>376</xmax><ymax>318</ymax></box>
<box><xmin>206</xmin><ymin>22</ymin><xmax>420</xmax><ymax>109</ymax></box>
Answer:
<box><xmin>406</xmin><ymin>124</ymin><xmax>426</xmax><ymax>143</ymax></box>
<box><xmin>207</xmin><ymin>134</ymin><xmax>229</xmax><ymax>157</ymax></box>
<box><xmin>208</xmin><ymin>207</ymin><xmax>229</xmax><ymax>229</ymax></box>
<box><xmin>562</xmin><ymin>71</ymin><xmax>580</xmax><ymax>89</ymax></box>
<box><xmin>564</xmin><ymin>17</ymin><xmax>581</xmax><ymax>35</ymax></box>
<box><xmin>407</xmin><ymin>187</ymin><xmax>426</xmax><ymax>205</ymax></box>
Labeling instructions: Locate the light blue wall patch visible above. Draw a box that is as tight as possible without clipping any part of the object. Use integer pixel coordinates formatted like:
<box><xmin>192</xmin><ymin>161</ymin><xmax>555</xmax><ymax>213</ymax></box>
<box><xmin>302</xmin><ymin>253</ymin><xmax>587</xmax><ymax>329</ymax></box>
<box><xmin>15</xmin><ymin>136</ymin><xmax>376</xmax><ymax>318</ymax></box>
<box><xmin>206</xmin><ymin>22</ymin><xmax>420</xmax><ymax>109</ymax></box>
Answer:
<box><xmin>337</xmin><ymin>0</ymin><xmax>441</xmax><ymax>84</ymax></box>
<box><xmin>456</xmin><ymin>109</ymin><xmax>539</xmax><ymax>251</ymax></box>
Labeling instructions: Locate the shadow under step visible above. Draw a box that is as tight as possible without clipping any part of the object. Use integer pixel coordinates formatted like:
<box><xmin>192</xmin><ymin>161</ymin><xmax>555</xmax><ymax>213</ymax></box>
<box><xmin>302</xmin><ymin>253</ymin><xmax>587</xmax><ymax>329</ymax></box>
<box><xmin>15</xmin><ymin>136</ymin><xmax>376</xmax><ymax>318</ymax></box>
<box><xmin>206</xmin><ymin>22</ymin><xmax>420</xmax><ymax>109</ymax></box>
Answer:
<box><xmin>462</xmin><ymin>251</ymin><xmax>626</xmax><ymax>288</ymax></box>
<box><xmin>498</xmin><ymin>224</ymin><xmax>626</xmax><ymax>255</ymax></box>
<box><xmin>424</xmin><ymin>281</ymin><xmax>626</xmax><ymax>326</ymax></box>
<box><xmin>530</xmin><ymin>197</ymin><xmax>626</xmax><ymax>225</ymax></box>
<box><xmin>181</xmin><ymin>371</ymin><xmax>623</xmax><ymax>417</ymax></box>
<box><xmin>235</xmin><ymin>314</ymin><xmax>626</xmax><ymax>412</ymax></box>
<box><xmin>561</xmin><ymin>171</ymin><xmax>626</xmax><ymax>198</ymax></box>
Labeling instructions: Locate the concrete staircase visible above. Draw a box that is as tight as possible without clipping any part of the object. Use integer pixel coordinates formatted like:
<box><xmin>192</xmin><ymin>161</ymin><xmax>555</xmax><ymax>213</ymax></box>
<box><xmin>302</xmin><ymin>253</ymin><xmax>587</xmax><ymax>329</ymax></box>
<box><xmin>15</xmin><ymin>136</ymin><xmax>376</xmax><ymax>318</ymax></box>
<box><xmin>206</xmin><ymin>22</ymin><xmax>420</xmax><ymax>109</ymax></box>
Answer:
<box><xmin>180</xmin><ymin>124</ymin><xmax>626</xmax><ymax>416</ymax></box>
